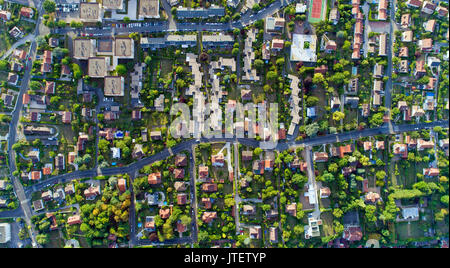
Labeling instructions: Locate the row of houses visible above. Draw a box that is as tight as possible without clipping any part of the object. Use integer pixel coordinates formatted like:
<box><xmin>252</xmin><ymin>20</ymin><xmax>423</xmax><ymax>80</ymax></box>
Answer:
<box><xmin>0</xmin><ymin>6</ymin><xmax>34</xmax><ymax>21</ymax></box>
<box><xmin>79</xmin><ymin>0</ymin><xmax>159</xmax><ymax>22</ymax></box>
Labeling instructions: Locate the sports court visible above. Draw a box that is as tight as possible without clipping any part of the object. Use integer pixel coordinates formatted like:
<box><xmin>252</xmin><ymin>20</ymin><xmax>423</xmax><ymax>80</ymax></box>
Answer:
<box><xmin>308</xmin><ymin>0</ymin><xmax>327</xmax><ymax>23</ymax></box>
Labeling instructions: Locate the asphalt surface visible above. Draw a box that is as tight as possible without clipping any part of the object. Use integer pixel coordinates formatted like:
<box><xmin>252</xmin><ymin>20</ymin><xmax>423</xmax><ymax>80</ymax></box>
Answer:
<box><xmin>6</xmin><ymin>0</ymin><xmax>44</xmax><ymax>248</ymax></box>
<box><xmin>22</xmin><ymin>120</ymin><xmax>449</xmax><ymax>199</ymax></box>
<box><xmin>53</xmin><ymin>0</ymin><xmax>295</xmax><ymax>37</ymax></box>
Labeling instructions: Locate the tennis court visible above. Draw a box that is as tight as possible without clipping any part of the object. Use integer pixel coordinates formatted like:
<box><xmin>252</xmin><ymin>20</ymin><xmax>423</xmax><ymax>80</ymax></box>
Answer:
<box><xmin>308</xmin><ymin>0</ymin><xmax>327</xmax><ymax>23</ymax></box>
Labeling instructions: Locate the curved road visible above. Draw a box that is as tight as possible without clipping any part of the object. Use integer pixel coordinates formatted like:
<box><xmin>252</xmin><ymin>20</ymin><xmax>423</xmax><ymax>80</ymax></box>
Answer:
<box><xmin>22</xmin><ymin>120</ymin><xmax>448</xmax><ymax>199</ymax></box>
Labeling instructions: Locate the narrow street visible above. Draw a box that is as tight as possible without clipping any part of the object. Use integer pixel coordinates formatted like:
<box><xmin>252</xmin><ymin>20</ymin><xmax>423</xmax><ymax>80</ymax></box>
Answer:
<box><xmin>190</xmin><ymin>144</ymin><xmax>199</xmax><ymax>244</ymax></box>
<box><xmin>304</xmin><ymin>146</ymin><xmax>320</xmax><ymax>219</ymax></box>
<box><xmin>6</xmin><ymin>0</ymin><xmax>45</xmax><ymax>247</ymax></box>
<box><xmin>233</xmin><ymin>142</ymin><xmax>241</xmax><ymax>235</ymax></box>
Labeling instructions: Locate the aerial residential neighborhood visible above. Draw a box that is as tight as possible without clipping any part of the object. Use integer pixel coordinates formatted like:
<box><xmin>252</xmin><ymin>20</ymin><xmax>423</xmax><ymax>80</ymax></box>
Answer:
<box><xmin>0</xmin><ymin>0</ymin><xmax>448</xmax><ymax>251</ymax></box>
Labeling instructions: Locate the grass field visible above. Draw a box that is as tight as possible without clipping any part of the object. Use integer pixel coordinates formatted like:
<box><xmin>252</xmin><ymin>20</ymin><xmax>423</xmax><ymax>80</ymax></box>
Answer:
<box><xmin>395</xmin><ymin>221</ymin><xmax>424</xmax><ymax>240</ymax></box>
<box><xmin>320</xmin><ymin>211</ymin><xmax>335</xmax><ymax>237</ymax></box>
<box><xmin>0</xmin><ymin>26</ymin><xmax>13</xmax><ymax>58</ymax></box>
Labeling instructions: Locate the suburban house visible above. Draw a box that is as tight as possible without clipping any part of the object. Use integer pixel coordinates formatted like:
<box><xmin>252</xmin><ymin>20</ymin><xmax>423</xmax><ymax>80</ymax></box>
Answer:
<box><xmin>84</xmin><ymin>185</ymin><xmax>100</xmax><ymax>200</ymax></box>
<box><xmin>67</xmin><ymin>215</ymin><xmax>82</xmax><ymax>225</ymax></box>
<box><xmin>148</xmin><ymin>172</ymin><xmax>162</xmax><ymax>185</ymax></box>
<box><xmin>313</xmin><ymin>152</ymin><xmax>329</xmax><ymax>162</ymax></box>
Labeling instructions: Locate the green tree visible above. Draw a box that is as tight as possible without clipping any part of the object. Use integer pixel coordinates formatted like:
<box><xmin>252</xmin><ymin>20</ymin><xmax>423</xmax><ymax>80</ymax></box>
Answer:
<box><xmin>116</xmin><ymin>64</ymin><xmax>127</xmax><ymax>76</ymax></box>
<box><xmin>332</xmin><ymin>111</ymin><xmax>345</xmax><ymax>121</ymax></box>
<box><xmin>0</xmin><ymin>60</ymin><xmax>8</xmax><ymax>71</ymax></box>
<box><xmin>253</xmin><ymin>59</ymin><xmax>264</xmax><ymax>69</ymax></box>
<box><xmin>36</xmin><ymin>234</ymin><xmax>50</xmax><ymax>245</ymax></box>
<box><xmin>43</xmin><ymin>0</ymin><xmax>56</xmax><ymax>13</ymax></box>
<box><xmin>266</xmin><ymin>71</ymin><xmax>278</xmax><ymax>82</ymax></box>
<box><xmin>305</xmin><ymin>123</ymin><xmax>319</xmax><ymax>137</ymax></box>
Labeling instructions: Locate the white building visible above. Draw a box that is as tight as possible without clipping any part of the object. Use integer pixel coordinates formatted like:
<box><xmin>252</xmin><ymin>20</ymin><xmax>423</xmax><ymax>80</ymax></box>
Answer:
<box><xmin>290</xmin><ymin>34</ymin><xmax>317</xmax><ymax>62</ymax></box>
<box><xmin>0</xmin><ymin>223</ymin><xmax>11</xmax><ymax>244</ymax></box>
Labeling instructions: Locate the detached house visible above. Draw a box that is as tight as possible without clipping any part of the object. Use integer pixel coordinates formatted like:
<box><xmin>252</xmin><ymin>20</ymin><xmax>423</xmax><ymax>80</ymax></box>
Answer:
<box><xmin>199</xmin><ymin>165</ymin><xmax>209</xmax><ymax>179</ymax></box>
<box><xmin>421</xmin><ymin>1</ymin><xmax>436</xmax><ymax>14</ymax></box>
<box><xmin>211</xmin><ymin>153</ymin><xmax>225</xmax><ymax>167</ymax></box>
<box><xmin>329</xmin><ymin>8</ymin><xmax>340</xmax><ymax>25</ymax></box>
<box><xmin>401</xmin><ymin>31</ymin><xmax>413</xmax><ymax>42</ymax></box>
<box><xmin>419</xmin><ymin>38</ymin><xmax>433</xmax><ymax>53</ymax></box>
<box><xmin>67</xmin><ymin>215</ymin><xmax>82</xmax><ymax>225</ymax></box>
<box><xmin>399</xmin><ymin>47</ymin><xmax>408</xmax><ymax>58</ymax></box>
<box><xmin>20</xmin><ymin>7</ymin><xmax>34</xmax><ymax>18</ymax></box>
<box><xmin>417</xmin><ymin>139</ymin><xmax>434</xmax><ymax>151</ymax></box>
<box><xmin>7</xmin><ymin>73</ymin><xmax>18</xmax><ymax>86</ymax></box>
<box><xmin>424</xmin><ymin>20</ymin><xmax>436</xmax><ymax>32</ymax></box>
<box><xmin>436</xmin><ymin>6</ymin><xmax>448</xmax><ymax>18</ymax></box>
<box><xmin>265</xmin><ymin>17</ymin><xmax>285</xmax><ymax>33</ymax></box>
<box><xmin>423</xmin><ymin>168</ymin><xmax>439</xmax><ymax>177</ymax></box>
<box><xmin>414</xmin><ymin>60</ymin><xmax>426</xmax><ymax>76</ymax></box>
<box><xmin>175</xmin><ymin>154</ymin><xmax>187</xmax><ymax>167</ymax></box>
<box><xmin>41</xmin><ymin>50</ymin><xmax>52</xmax><ymax>73</ymax></box>
<box><xmin>148</xmin><ymin>172</ymin><xmax>162</xmax><ymax>185</ymax></box>
<box><xmin>84</xmin><ymin>185</ymin><xmax>100</xmax><ymax>200</ymax></box>
<box><xmin>202</xmin><ymin>212</ymin><xmax>217</xmax><ymax>224</ymax></box>
<box><xmin>62</xmin><ymin>111</ymin><xmax>72</xmax><ymax>124</ymax></box>
<box><xmin>55</xmin><ymin>154</ymin><xmax>65</xmax><ymax>171</ymax></box>
<box><xmin>202</xmin><ymin>183</ymin><xmax>218</xmax><ymax>193</ymax></box>
<box><xmin>29</xmin><ymin>171</ymin><xmax>42</xmax><ymax>181</ymax></box>
<box><xmin>44</xmin><ymin>81</ymin><xmax>55</xmax><ymax>95</ymax></box>
<box><xmin>325</xmin><ymin>40</ymin><xmax>337</xmax><ymax>53</ymax></box>
<box><xmin>406</xmin><ymin>0</ymin><xmax>423</xmax><ymax>8</ymax></box>
<box><xmin>378</xmin><ymin>0</ymin><xmax>388</xmax><ymax>20</ymax></box>
<box><xmin>393</xmin><ymin>144</ymin><xmax>408</xmax><ymax>158</ymax></box>
<box><xmin>401</xmin><ymin>14</ymin><xmax>411</xmax><ymax>29</ymax></box>
<box><xmin>313</xmin><ymin>152</ymin><xmax>328</xmax><ymax>162</ymax></box>
<box><xmin>0</xmin><ymin>10</ymin><xmax>11</xmax><ymax>21</ymax></box>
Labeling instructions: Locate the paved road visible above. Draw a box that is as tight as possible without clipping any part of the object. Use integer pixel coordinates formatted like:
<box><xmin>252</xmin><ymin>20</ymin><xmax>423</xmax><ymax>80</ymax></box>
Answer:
<box><xmin>53</xmin><ymin>0</ymin><xmax>295</xmax><ymax>37</ymax></box>
<box><xmin>0</xmin><ymin>34</ymin><xmax>35</xmax><ymax>60</ymax></box>
<box><xmin>189</xmin><ymin>144</ymin><xmax>198</xmax><ymax>244</ymax></box>
<box><xmin>0</xmin><ymin>208</ymin><xmax>24</xmax><ymax>218</ymax></box>
<box><xmin>5</xmin><ymin>0</ymin><xmax>45</xmax><ymax>248</ymax></box>
<box><xmin>128</xmin><ymin>171</ymin><xmax>138</xmax><ymax>248</ymax></box>
<box><xmin>304</xmin><ymin>146</ymin><xmax>320</xmax><ymax>219</ymax></box>
<box><xmin>384</xmin><ymin>0</ymin><xmax>396</xmax><ymax>133</ymax></box>
<box><xmin>22</xmin><ymin>120</ymin><xmax>448</xmax><ymax>199</ymax></box>
<box><xmin>233</xmin><ymin>142</ymin><xmax>241</xmax><ymax>235</ymax></box>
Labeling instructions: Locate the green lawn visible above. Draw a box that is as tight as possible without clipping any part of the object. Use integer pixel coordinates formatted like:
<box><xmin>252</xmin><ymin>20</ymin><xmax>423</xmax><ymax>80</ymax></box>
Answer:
<box><xmin>320</xmin><ymin>211</ymin><xmax>335</xmax><ymax>237</ymax></box>
<box><xmin>395</xmin><ymin>221</ymin><xmax>424</xmax><ymax>240</ymax></box>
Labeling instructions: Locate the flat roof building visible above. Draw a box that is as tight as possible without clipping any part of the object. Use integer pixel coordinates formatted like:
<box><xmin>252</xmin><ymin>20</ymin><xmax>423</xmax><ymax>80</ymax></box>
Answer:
<box><xmin>114</xmin><ymin>38</ymin><xmax>134</xmax><ymax>58</ymax></box>
<box><xmin>102</xmin><ymin>0</ymin><xmax>124</xmax><ymax>10</ymax></box>
<box><xmin>176</xmin><ymin>6</ymin><xmax>225</xmax><ymax>19</ymax></box>
<box><xmin>290</xmin><ymin>34</ymin><xmax>317</xmax><ymax>62</ymax></box>
<box><xmin>0</xmin><ymin>223</ymin><xmax>11</xmax><ymax>244</ymax></box>
<box><xmin>141</xmin><ymin>35</ymin><xmax>197</xmax><ymax>49</ymax></box>
<box><xmin>104</xmin><ymin>76</ymin><xmax>125</xmax><ymax>96</ymax></box>
<box><xmin>139</xmin><ymin>0</ymin><xmax>160</xmax><ymax>19</ymax></box>
<box><xmin>73</xmin><ymin>39</ymin><xmax>95</xmax><ymax>60</ymax></box>
<box><xmin>79</xmin><ymin>2</ymin><xmax>102</xmax><ymax>22</ymax></box>
<box><xmin>97</xmin><ymin>38</ymin><xmax>114</xmax><ymax>55</ymax></box>
<box><xmin>88</xmin><ymin>57</ymin><xmax>108</xmax><ymax>78</ymax></box>
<box><xmin>202</xmin><ymin>34</ymin><xmax>234</xmax><ymax>48</ymax></box>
